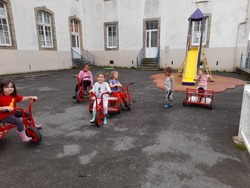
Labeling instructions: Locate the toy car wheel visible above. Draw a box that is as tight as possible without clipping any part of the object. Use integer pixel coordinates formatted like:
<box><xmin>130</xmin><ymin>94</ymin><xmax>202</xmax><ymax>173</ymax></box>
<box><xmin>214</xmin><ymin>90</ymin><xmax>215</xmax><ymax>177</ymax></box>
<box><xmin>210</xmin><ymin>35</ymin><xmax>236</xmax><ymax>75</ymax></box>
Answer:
<box><xmin>95</xmin><ymin>112</ymin><xmax>104</xmax><ymax>127</ymax></box>
<box><xmin>209</xmin><ymin>103</ymin><xmax>213</xmax><ymax>110</ymax></box>
<box><xmin>77</xmin><ymin>91</ymin><xmax>84</xmax><ymax>103</ymax></box>
<box><xmin>26</xmin><ymin>126</ymin><xmax>42</xmax><ymax>143</ymax></box>
<box><xmin>125</xmin><ymin>98</ymin><xmax>131</xmax><ymax>111</ymax></box>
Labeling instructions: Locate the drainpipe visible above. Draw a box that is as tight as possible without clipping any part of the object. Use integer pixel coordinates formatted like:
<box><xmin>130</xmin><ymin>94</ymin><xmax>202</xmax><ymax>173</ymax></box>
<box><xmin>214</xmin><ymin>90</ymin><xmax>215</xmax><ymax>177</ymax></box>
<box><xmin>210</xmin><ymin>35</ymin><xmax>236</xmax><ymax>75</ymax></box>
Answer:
<box><xmin>234</xmin><ymin>0</ymin><xmax>249</xmax><ymax>70</ymax></box>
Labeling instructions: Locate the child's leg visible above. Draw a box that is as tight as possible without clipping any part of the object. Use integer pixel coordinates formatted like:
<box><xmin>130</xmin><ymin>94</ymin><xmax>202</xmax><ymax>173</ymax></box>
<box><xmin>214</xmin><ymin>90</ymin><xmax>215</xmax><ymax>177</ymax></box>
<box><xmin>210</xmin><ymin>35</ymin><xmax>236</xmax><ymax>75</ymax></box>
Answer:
<box><xmin>1</xmin><ymin>115</ymin><xmax>31</xmax><ymax>142</ymax></box>
<box><xmin>103</xmin><ymin>99</ymin><xmax>108</xmax><ymax>125</ymax></box>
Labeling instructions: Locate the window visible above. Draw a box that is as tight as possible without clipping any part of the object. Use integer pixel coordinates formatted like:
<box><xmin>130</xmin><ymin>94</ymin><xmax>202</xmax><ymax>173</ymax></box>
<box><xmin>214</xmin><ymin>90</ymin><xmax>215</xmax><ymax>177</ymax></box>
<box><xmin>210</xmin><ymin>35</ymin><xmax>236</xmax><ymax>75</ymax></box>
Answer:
<box><xmin>107</xmin><ymin>25</ymin><xmax>117</xmax><ymax>48</ymax></box>
<box><xmin>37</xmin><ymin>11</ymin><xmax>53</xmax><ymax>47</ymax></box>
<box><xmin>191</xmin><ymin>18</ymin><xmax>208</xmax><ymax>46</ymax></box>
<box><xmin>35</xmin><ymin>7</ymin><xmax>57</xmax><ymax>50</ymax></box>
<box><xmin>104</xmin><ymin>22</ymin><xmax>119</xmax><ymax>50</ymax></box>
<box><xmin>0</xmin><ymin>1</ymin><xmax>11</xmax><ymax>46</ymax></box>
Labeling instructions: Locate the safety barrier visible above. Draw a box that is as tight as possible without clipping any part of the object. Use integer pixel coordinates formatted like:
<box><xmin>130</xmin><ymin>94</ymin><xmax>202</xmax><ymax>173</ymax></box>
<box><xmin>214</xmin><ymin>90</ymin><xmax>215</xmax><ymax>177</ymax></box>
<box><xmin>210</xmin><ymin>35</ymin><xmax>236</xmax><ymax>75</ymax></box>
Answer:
<box><xmin>238</xmin><ymin>84</ymin><xmax>250</xmax><ymax>153</ymax></box>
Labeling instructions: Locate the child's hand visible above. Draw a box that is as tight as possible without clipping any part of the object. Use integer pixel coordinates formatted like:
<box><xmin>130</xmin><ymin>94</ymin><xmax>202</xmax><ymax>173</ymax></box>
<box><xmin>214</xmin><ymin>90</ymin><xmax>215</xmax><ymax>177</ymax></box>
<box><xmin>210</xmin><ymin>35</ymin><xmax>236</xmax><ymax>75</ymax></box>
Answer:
<box><xmin>31</xmin><ymin>96</ymin><xmax>38</xmax><ymax>100</ymax></box>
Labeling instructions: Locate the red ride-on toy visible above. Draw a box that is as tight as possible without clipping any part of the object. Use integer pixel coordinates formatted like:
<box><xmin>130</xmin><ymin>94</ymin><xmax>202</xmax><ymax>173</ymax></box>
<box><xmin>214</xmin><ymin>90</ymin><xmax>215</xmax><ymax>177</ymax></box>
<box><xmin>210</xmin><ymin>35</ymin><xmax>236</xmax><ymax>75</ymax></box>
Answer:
<box><xmin>89</xmin><ymin>92</ymin><xmax>121</xmax><ymax>127</ymax></box>
<box><xmin>0</xmin><ymin>99</ymin><xmax>42</xmax><ymax>143</ymax></box>
<box><xmin>183</xmin><ymin>88</ymin><xmax>214</xmax><ymax>110</ymax></box>
<box><xmin>75</xmin><ymin>76</ymin><xmax>91</xmax><ymax>103</ymax></box>
<box><xmin>117</xmin><ymin>82</ymin><xmax>134</xmax><ymax>111</ymax></box>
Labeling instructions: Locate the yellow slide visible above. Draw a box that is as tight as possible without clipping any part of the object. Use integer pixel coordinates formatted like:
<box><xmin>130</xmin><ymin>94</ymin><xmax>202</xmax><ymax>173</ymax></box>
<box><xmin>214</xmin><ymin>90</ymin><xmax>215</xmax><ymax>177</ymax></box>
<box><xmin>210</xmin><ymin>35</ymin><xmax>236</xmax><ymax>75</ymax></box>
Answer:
<box><xmin>182</xmin><ymin>48</ymin><xmax>198</xmax><ymax>85</ymax></box>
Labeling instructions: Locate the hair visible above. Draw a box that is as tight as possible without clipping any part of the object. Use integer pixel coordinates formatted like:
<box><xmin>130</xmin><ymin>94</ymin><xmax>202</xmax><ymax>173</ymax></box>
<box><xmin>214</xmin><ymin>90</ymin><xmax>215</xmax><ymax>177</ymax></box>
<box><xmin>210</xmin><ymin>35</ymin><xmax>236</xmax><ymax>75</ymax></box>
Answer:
<box><xmin>0</xmin><ymin>79</ymin><xmax>17</xmax><ymax>97</ymax></box>
<box><xmin>164</xmin><ymin>67</ymin><xmax>172</xmax><ymax>73</ymax></box>
<box><xmin>82</xmin><ymin>64</ymin><xmax>89</xmax><ymax>69</ymax></box>
<box><xmin>96</xmin><ymin>72</ymin><xmax>106</xmax><ymax>78</ymax></box>
<box><xmin>110</xmin><ymin>71</ymin><xmax>118</xmax><ymax>79</ymax></box>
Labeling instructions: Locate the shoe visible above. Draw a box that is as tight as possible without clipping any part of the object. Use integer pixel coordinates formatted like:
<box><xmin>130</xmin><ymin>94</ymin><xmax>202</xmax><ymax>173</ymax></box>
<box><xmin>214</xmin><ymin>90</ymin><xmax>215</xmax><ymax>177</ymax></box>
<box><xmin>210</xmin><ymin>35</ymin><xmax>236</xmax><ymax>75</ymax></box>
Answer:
<box><xmin>72</xmin><ymin>96</ymin><xmax>76</xmax><ymax>99</ymax></box>
<box><xmin>90</xmin><ymin>112</ymin><xmax>96</xmax><ymax>123</ymax></box>
<box><xmin>163</xmin><ymin>104</ymin><xmax>172</xmax><ymax>109</ymax></box>
<box><xmin>35</xmin><ymin>124</ymin><xmax>42</xmax><ymax>130</ymax></box>
<box><xmin>17</xmin><ymin>130</ymin><xmax>32</xmax><ymax>142</ymax></box>
<box><xmin>103</xmin><ymin>117</ymin><xmax>107</xmax><ymax>125</ymax></box>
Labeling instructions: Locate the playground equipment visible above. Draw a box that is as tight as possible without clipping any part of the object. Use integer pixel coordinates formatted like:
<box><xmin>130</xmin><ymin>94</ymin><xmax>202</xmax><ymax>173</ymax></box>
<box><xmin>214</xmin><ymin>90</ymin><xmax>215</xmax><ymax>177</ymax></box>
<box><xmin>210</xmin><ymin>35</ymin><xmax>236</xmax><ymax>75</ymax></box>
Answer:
<box><xmin>178</xmin><ymin>8</ymin><xmax>212</xmax><ymax>85</ymax></box>
<box><xmin>0</xmin><ymin>99</ymin><xmax>42</xmax><ymax>143</ymax></box>
<box><xmin>183</xmin><ymin>88</ymin><xmax>214</xmax><ymax>110</ymax></box>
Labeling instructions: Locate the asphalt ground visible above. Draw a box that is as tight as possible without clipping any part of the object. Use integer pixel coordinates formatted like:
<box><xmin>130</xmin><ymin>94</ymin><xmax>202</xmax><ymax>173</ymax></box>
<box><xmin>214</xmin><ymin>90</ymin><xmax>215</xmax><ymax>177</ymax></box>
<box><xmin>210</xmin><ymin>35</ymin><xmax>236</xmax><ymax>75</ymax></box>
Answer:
<box><xmin>0</xmin><ymin>68</ymin><xmax>250</xmax><ymax>188</ymax></box>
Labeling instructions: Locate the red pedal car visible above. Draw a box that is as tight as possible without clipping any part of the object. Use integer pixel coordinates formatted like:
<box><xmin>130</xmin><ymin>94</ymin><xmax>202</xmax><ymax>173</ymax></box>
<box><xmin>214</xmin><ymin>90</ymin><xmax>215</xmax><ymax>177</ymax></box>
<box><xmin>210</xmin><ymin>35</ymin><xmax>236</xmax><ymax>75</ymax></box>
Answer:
<box><xmin>183</xmin><ymin>88</ymin><xmax>214</xmax><ymax>110</ymax></box>
<box><xmin>0</xmin><ymin>99</ymin><xmax>42</xmax><ymax>143</ymax></box>
<box><xmin>75</xmin><ymin>76</ymin><xmax>91</xmax><ymax>103</ymax></box>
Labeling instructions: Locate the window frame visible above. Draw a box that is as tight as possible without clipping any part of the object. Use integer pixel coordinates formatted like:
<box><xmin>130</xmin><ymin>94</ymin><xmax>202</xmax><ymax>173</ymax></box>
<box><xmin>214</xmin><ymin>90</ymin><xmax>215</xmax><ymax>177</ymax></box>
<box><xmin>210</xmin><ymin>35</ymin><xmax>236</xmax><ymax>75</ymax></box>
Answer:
<box><xmin>0</xmin><ymin>0</ymin><xmax>16</xmax><ymax>49</ymax></box>
<box><xmin>191</xmin><ymin>18</ymin><xmax>208</xmax><ymax>46</ymax></box>
<box><xmin>104</xmin><ymin>22</ymin><xmax>119</xmax><ymax>51</ymax></box>
<box><xmin>34</xmin><ymin>7</ymin><xmax>57</xmax><ymax>51</ymax></box>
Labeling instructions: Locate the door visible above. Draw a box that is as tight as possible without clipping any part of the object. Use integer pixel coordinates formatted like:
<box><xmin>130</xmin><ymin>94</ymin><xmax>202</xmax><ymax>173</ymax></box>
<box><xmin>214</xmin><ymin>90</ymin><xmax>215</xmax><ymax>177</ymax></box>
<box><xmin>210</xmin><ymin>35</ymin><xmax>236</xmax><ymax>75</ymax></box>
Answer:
<box><xmin>71</xmin><ymin>20</ymin><xmax>81</xmax><ymax>59</ymax></box>
<box><xmin>145</xmin><ymin>21</ymin><xmax>158</xmax><ymax>58</ymax></box>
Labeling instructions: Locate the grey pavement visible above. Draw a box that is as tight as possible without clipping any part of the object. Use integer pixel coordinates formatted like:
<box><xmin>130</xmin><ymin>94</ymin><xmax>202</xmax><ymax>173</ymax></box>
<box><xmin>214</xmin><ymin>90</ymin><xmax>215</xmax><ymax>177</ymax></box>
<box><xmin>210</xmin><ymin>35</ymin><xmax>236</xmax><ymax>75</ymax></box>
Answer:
<box><xmin>0</xmin><ymin>68</ymin><xmax>250</xmax><ymax>188</ymax></box>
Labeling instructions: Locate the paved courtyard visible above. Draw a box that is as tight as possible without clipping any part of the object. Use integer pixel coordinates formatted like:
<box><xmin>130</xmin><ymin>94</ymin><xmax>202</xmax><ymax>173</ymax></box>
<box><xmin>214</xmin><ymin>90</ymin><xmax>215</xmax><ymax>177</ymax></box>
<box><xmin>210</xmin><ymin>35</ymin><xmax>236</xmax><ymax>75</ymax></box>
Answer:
<box><xmin>0</xmin><ymin>68</ymin><xmax>250</xmax><ymax>188</ymax></box>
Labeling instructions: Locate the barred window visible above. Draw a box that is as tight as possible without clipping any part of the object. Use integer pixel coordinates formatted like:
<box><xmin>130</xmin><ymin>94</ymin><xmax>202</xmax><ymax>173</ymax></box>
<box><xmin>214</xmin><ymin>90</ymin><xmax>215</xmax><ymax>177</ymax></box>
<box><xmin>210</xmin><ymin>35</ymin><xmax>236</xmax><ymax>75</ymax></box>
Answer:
<box><xmin>37</xmin><ymin>11</ymin><xmax>53</xmax><ymax>47</ymax></box>
<box><xmin>0</xmin><ymin>2</ymin><xmax>11</xmax><ymax>46</ymax></box>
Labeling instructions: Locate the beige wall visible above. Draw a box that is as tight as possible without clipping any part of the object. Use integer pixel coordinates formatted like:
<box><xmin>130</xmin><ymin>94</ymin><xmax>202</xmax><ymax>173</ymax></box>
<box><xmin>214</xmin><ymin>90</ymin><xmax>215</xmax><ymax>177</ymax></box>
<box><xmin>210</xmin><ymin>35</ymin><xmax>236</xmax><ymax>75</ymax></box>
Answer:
<box><xmin>0</xmin><ymin>50</ymin><xmax>71</xmax><ymax>75</ymax></box>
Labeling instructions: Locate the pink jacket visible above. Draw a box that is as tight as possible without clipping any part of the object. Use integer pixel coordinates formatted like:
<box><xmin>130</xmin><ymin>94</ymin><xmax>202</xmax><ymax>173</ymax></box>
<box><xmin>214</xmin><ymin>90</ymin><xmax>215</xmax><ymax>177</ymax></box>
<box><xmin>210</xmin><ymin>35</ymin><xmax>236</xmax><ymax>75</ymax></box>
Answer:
<box><xmin>78</xmin><ymin>70</ymin><xmax>93</xmax><ymax>87</ymax></box>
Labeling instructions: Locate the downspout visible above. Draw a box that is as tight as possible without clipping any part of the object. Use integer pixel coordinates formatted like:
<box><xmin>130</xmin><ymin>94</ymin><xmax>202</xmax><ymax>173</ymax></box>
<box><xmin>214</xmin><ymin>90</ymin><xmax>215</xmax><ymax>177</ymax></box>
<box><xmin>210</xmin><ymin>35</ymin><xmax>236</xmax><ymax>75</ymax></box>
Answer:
<box><xmin>234</xmin><ymin>0</ymin><xmax>249</xmax><ymax>69</ymax></box>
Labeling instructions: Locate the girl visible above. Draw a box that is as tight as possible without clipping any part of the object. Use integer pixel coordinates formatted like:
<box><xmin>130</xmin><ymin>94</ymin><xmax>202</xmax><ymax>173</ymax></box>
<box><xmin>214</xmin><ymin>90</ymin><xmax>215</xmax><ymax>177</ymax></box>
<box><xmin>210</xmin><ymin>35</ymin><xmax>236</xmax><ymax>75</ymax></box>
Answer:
<box><xmin>89</xmin><ymin>72</ymin><xmax>111</xmax><ymax>125</ymax></box>
<box><xmin>0</xmin><ymin>79</ymin><xmax>41</xmax><ymax>142</ymax></box>
<box><xmin>73</xmin><ymin>64</ymin><xmax>93</xmax><ymax>99</ymax></box>
<box><xmin>163</xmin><ymin>67</ymin><xmax>175</xmax><ymax>109</ymax></box>
<box><xmin>109</xmin><ymin>71</ymin><xmax>126</xmax><ymax>109</ymax></box>
<box><xmin>196</xmin><ymin>69</ymin><xmax>214</xmax><ymax>90</ymax></box>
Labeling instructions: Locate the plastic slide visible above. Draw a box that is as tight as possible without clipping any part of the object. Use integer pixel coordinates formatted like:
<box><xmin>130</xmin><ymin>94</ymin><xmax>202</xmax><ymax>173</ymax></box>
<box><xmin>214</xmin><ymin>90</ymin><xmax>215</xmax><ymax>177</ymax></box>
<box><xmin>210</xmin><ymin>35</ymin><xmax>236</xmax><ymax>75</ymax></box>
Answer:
<box><xmin>182</xmin><ymin>48</ymin><xmax>198</xmax><ymax>85</ymax></box>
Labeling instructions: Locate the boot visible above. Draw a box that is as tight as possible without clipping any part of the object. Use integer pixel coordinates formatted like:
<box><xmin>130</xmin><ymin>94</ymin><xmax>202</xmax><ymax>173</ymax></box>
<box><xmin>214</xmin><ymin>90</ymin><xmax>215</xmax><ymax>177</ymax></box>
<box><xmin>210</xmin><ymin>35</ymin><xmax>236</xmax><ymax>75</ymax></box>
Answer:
<box><xmin>103</xmin><ymin>114</ymin><xmax>108</xmax><ymax>125</ymax></box>
<box><xmin>72</xmin><ymin>91</ymin><xmax>77</xmax><ymax>99</ymax></box>
<box><xmin>90</xmin><ymin>111</ymin><xmax>96</xmax><ymax>123</ymax></box>
<box><xmin>17</xmin><ymin>130</ymin><xmax>32</xmax><ymax>142</ymax></box>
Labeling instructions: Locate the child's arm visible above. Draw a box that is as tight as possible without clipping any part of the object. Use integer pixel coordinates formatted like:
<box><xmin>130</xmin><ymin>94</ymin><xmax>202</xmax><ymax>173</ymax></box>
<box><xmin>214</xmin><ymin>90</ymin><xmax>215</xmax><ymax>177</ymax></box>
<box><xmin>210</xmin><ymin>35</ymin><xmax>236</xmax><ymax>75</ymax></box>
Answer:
<box><xmin>170</xmin><ymin>76</ymin><xmax>175</xmax><ymax>91</ymax></box>
<box><xmin>22</xmin><ymin>96</ymin><xmax>38</xmax><ymax>101</ymax></box>
<box><xmin>0</xmin><ymin>106</ymin><xmax>14</xmax><ymax>112</ymax></box>
<box><xmin>207</xmin><ymin>75</ymin><xmax>214</xmax><ymax>82</ymax></box>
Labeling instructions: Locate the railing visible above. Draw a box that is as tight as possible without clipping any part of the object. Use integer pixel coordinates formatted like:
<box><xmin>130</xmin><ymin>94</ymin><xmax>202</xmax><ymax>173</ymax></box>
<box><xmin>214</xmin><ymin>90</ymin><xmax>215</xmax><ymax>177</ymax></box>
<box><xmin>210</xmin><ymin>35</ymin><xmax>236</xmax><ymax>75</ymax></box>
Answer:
<box><xmin>155</xmin><ymin>47</ymin><xmax>160</xmax><ymax>68</ymax></box>
<box><xmin>71</xmin><ymin>48</ymin><xmax>95</xmax><ymax>67</ymax></box>
<box><xmin>82</xmin><ymin>48</ymin><xmax>95</xmax><ymax>65</ymax></box>
<box><xmin>136</xmin><ymin>47</ymin><xmax>144</xmax><ymax>68</ymax></box>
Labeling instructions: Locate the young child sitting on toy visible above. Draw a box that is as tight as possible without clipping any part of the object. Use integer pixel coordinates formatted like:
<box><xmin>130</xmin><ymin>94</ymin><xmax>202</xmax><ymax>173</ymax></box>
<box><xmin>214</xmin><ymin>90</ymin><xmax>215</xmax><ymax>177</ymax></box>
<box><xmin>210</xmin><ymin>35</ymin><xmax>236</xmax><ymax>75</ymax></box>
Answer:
<box><xmin>73</xmin><ymin>64</ymin><xmax>93</xmax><ymax>99</ymax></box>
<box><xmin>195</xmin><ymin>69</ymin><xmax>214</xmax><ymax>90</ymax></box>
<box><xmin>0</xmin><ymin>79</ymin><xmax>41</xmax><ymax>142</ymax></box>
<box><xmin>163</xmin><ymin>67</ymin><xmax>175</xmax><ymax>109</ymax></box>
<box><xmin>109</xmin><ymin>71</ymin><xmax>127</xmax><ymax>109</ymax></box>
<box><xmin>89</xmin><ymin>72</ymin><xmax>111</xmax><ymax>125</ymax></box>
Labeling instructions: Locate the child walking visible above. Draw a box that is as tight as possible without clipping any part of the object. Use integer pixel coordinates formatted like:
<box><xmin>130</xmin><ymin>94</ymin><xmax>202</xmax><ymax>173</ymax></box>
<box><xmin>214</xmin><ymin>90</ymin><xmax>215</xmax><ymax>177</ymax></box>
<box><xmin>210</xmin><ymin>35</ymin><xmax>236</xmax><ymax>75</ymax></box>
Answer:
<box><xmin>109</xmin><ymin>71</ymin><xmax>127</xmax><ymax>109</ymax></box>
<box><xmin>89</xmin><ymin>72</ymin><xmax>111</xmax><ymax>125</ymax></box>
<box><xmin>73</xmin><ymin>64</ymin><xmax>93</xmax><ymax>99</ymax></box>
<box><xmin>163</xmin><ymin>67</ymin><xmax>175</xmax><ymax>109</ymax></box>
<box><xmin>196</xmin><ymin>69</ymin><xmax>214</xmax><ymax>90</ymax></box>
<box><xmin>0</xmin><ymin>79</ymin><xmax>41</xmax><ymax>142</ymax></box>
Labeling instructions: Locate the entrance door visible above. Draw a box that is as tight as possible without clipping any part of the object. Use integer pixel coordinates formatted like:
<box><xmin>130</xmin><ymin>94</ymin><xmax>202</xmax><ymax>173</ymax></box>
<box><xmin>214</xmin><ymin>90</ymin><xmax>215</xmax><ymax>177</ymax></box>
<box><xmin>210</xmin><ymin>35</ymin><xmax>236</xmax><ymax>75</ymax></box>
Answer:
<box><xmin>71</xmin><ymin>20</ymin><xmax>81</xmax><ymax>59</ymax></box>
<box><xmin>145</xmin><ymin>21</ymin><xmax>158</xmax><ymax>58</ymax></box>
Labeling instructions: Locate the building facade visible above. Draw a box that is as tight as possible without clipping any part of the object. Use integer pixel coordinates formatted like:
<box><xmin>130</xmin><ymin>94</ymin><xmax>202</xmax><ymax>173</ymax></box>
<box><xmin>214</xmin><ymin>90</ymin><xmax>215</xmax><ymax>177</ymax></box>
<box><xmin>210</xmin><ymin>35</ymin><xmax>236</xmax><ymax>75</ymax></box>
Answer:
<box><xmin>0</xmin><ymin>0</ymin><xmax>250</xmax><ymax>75</ymax></box>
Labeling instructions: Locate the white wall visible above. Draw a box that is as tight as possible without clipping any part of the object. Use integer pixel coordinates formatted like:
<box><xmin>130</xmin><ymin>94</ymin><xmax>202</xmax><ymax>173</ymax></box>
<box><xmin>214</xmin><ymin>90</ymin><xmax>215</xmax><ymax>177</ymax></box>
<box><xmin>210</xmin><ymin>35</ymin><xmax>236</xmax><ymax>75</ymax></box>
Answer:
<box><xmin>0</xmin><ymin>0</ymin><xmax>84</xmax><ymax>75</ymax></box>
<box><xmin>82</xmin><ymin>0</ymin><xmax>249</xmax><ymax>71</ymax></box>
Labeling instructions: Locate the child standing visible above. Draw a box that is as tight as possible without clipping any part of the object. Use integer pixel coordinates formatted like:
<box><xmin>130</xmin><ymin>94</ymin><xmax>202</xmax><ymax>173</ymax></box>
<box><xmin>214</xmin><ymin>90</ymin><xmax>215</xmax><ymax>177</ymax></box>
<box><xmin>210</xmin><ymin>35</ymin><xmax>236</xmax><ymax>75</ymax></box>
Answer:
<box><xmin>196</xmin><ymin>69</ymin><xmax>214</xmax><ymax>90</ymax></box>
<box><xmin>89</xmin><ymin>72</ymin><xmax>111</xmax><ymax>125</ymax></box>
<box><xmin>0</xmin><ymin>79</ymin><xmax>40</xmax><ymax>142</ymax></box>
<box><xmin>73</xmin><ymin>64</ymin><xmax>93</xmax><ymax>99</ymax></box>
<box><xmin>163</xmin><ymin>67</ymin><xmax>175</xmax><ymax>109</ymax></box>
<box><xmin>109</xmin><ymin>71</ymin><xmax>126</xmax><ymax>108</ymax></box>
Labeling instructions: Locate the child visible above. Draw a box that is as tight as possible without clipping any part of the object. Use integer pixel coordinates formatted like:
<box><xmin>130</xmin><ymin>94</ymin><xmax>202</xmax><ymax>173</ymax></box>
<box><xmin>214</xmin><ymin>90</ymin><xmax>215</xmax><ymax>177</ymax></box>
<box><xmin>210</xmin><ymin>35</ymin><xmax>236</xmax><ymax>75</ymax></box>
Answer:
<box><xmin>163</xmin><ymin>67</ymin><xmax>175</xmax><ymax>109</ymax></box>
<box><xmin>89</xmin><ymin>72</ymin><xmax>111</xmax><ymax>125</ymax></box>
<box><xmin>109</xmin><ymin>71</ymin><xmax>127</xmax><ymax>109</ymax></box>
<box><xmin>196</xmin><ymin>69</ymin><xmax>214</xmax><ymax>90</ymax></box>
<box><xmin>0</xmin><ymin>79</ymin><xmax>41</xmax><ymax>142</ymax></box>
<box><xmin>73</xmin><ymin>64</ymin><xmax>93</xmax><ymax>99</ymax></box>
